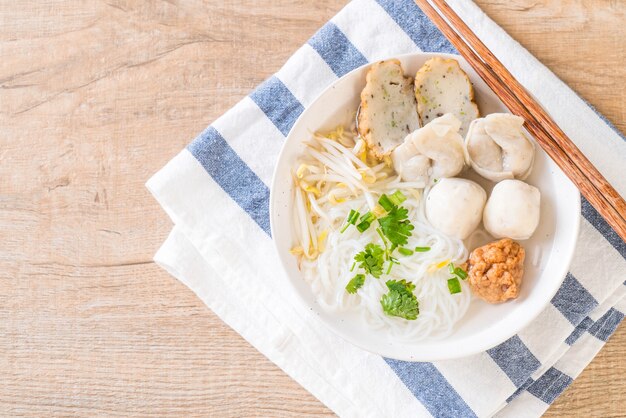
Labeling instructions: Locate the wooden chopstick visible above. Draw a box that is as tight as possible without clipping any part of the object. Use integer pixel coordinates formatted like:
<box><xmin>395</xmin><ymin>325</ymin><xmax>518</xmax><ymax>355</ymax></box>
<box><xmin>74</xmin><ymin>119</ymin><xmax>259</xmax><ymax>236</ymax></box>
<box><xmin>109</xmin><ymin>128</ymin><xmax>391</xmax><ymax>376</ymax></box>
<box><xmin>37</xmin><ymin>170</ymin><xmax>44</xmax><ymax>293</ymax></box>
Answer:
<box><xmin>415</xmin><ymin>0</ymin><xmax>626</xmax><ymax>242</ymax></box>
<box><xmin>429</xmin><ymin>0</ymin><xmax>626</xmax><ymax>218</ymax></box>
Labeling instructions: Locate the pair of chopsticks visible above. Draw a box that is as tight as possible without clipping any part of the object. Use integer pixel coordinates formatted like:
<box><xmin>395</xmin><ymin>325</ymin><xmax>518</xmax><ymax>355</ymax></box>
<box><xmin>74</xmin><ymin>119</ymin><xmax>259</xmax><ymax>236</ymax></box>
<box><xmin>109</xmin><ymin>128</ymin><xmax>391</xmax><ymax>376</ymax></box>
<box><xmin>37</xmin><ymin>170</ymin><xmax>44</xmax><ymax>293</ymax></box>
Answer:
<box><xmin>415</xmin><ymin>0</ymin><xmax>626</xmax><ymax>242</ymax></box>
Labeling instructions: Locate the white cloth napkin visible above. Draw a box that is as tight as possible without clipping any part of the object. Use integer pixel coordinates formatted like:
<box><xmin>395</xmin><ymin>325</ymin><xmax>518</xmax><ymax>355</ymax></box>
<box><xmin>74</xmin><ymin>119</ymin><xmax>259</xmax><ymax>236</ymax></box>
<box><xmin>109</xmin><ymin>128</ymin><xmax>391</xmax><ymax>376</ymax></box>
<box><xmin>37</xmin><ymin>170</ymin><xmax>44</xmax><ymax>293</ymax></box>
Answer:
<box><xmin>146</xmin><ymin>1</ymin><xmax>626</xmax><ymax>416</ymax></box>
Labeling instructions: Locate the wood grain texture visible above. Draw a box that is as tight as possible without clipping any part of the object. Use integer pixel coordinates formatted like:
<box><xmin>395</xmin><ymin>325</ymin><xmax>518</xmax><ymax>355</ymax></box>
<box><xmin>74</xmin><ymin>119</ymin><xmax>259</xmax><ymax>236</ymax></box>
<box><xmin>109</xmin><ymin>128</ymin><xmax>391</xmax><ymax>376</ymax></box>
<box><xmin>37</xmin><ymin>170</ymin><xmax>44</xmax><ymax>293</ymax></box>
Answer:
<box><xmin>0</xmin><ymin>0</ymin><xmax>623</xmax><ymax>416</ymax></box>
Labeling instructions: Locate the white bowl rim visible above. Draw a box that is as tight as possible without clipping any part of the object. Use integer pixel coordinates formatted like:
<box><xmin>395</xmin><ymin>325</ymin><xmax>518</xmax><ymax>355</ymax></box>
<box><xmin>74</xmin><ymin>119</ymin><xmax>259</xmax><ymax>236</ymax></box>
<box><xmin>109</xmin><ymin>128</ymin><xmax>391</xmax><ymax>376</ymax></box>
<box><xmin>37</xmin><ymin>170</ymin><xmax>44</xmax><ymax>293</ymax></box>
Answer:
<box><xmin>269</xmin><ymin>52</ymin><xmax>581</xmax><ymax>361</ymax></box>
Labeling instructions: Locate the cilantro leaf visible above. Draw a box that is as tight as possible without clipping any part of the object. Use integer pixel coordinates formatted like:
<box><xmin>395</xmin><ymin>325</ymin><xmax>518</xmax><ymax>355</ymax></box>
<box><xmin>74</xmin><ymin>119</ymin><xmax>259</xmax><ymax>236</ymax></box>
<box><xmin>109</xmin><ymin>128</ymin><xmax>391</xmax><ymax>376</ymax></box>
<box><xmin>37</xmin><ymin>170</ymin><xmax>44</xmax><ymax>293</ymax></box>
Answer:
<box><xmin>386</xmin><ymin>279</ymin><xmax>415</xmax><ymax>294</ymax></box>
<box><xmin>380</xmin><ymin>279</ymin><xmax>419</xmax><ymax>320</ymax></box>
<box><xmin>345</xmin><ymin>274</ymin><xmax>366</xmax><ymax>294</ymax></box>
<box><xmin>354</xmin><ymin>243</ymin><xmax>385</xmax><ymax>278</ymax></box>
<box><xmin>378</xmin><ymin>205</ymin><xmax>414</xmax><ymax>246</ymax></box>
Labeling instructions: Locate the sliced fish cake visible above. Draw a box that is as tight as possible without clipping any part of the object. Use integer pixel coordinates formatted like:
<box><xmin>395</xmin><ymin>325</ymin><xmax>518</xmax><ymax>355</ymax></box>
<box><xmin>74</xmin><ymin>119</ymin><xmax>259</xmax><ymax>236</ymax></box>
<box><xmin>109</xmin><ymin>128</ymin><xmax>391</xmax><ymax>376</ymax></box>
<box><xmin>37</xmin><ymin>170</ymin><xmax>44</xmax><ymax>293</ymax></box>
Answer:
<box><xmin>414</xmin><ymin>57</ymin><xmax>479</xmax><ymax>136</ymax></box>
<box><xmin>358</xmin><ymin>59</ymin><xmax>420</xmax><ymax>158</ymax></box>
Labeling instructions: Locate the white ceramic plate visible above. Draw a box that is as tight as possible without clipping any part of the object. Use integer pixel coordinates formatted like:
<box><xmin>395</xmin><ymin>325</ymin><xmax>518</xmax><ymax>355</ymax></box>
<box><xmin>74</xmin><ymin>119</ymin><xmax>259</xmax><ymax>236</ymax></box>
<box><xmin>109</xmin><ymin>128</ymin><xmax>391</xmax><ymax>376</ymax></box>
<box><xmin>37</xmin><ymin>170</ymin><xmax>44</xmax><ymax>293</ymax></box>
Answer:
<box><xmin>270</xmin><ymin>53</ymin><xmax>580</xmax><ymax>361</ymax></box>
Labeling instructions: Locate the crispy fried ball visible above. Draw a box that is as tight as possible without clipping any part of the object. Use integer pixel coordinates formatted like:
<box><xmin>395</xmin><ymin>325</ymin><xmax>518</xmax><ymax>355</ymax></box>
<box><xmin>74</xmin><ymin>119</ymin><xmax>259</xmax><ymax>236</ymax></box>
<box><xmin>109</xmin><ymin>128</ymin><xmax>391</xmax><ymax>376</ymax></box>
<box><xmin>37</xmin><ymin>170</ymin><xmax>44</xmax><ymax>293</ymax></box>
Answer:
<box><xmin>466</xmin><ymin>238</ymin><xmax>525</xmax><ymax>303</ymax></box>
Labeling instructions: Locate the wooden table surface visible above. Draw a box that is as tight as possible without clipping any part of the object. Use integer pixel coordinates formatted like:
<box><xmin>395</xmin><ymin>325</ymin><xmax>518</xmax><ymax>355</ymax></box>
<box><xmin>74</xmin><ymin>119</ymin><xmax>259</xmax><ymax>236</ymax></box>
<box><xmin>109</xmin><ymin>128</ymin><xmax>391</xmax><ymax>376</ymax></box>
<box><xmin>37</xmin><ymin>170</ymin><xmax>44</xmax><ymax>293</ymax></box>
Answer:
<box><xmin>1</xmin><ymin>1</ymin><xmax>624</xmax><ymax>416</ymax></box>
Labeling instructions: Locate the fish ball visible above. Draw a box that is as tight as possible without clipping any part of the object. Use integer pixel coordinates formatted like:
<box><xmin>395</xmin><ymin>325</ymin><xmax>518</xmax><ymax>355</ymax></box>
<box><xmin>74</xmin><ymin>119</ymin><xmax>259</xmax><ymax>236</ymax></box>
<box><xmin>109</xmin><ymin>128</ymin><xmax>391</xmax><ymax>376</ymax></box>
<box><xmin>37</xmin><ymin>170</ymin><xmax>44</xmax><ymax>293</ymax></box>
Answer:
<box><xmin>483</xmin><ymin>179</ymin><xmax>541</xmax><ymax>240</ymax></box>
<box><xmin>426</xmin><ymin>178</ymin><xmax>487</xmax><ymax>240</ymax></box>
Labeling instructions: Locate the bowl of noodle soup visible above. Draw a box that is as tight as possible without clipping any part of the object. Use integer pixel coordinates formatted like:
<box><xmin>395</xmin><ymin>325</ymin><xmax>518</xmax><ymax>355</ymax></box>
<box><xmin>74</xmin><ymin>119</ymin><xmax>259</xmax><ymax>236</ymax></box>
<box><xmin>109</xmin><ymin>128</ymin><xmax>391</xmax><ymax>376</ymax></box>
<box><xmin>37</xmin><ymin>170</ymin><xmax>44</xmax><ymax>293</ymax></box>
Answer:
<box><xmin>270</xmin><ymin>53</ymin><xmax>580</xmax><ymax>361</ymax></box>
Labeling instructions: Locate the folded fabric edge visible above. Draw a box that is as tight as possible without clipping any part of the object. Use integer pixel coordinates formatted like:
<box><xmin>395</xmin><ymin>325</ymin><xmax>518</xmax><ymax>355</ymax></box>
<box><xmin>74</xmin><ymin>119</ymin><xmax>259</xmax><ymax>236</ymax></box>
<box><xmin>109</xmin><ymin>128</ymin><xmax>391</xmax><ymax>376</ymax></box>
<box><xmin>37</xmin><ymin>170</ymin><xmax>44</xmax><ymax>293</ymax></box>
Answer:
<box><xmin>496</xmin><ymin>296</ymin><xmax>626</xmax><ymax>417</ymax></box>
<box><xmin>153</xmin><ymin>226</ymin><xmax>365</xmax><ymax>417</ymax></box>
<box><xmin>492</xmin><ymin>286</ymin><xmax>626</xmax><ymax>416</ymax></box>
<box><xmin>146</xmin><ymin>152</ymin><xmax>451</xmax><ymax>417</ymax></box>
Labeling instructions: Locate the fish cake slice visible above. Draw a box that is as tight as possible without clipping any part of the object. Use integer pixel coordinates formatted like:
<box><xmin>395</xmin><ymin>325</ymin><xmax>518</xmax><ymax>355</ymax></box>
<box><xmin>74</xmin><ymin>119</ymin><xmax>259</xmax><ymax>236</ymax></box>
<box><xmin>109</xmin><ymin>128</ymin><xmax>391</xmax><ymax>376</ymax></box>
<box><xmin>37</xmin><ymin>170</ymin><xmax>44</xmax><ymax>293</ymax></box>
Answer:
<box><xmin>414</xmin><ymin>57</ymin><xmax>479</xmax><ymax>137</ymax></box>
<box><xmin>358</xmin><ymin>59</ymin><xmax>420</xmax><ymax>158</ymax></box>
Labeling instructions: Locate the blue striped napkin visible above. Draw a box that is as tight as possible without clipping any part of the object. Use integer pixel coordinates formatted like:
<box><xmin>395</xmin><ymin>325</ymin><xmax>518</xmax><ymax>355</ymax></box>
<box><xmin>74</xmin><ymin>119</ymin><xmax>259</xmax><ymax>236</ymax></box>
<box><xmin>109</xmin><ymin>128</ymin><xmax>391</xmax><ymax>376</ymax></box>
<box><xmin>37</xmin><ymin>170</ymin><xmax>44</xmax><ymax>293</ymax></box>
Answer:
<box><xmin>147</xmin><ymin>1</ymin><xmax>626</xmax><ymax>416</ymax></box>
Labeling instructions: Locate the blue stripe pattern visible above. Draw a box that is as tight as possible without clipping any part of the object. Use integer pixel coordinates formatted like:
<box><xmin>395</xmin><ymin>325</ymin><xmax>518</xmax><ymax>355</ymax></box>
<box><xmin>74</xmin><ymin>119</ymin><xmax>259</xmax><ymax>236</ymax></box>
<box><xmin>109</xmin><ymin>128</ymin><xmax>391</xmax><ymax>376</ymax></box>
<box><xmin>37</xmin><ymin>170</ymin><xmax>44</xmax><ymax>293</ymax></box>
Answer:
<box><xmin>308</xmin><ymin>23</ymin><xmax>368</xmax><ymax>77</ymax></box>
<box><xmin>588</xmin><ymin>308</ymin><xmax>625</xmax><ymax>342</ymax></box>
<box><xmin>551</xmin><ymin>273</ymin><xmax>598</xmax><ymax>325</ymax></box>
<box><xmin>250</xmin><ymin>76</ymin><xmax>304</xmax><ymax>137</ymax></box>
<box><xmin>565</xmin><ymin>316</ymin><xmax>594</xmax><ymax>345</ymax></box>
<box><xmin>527</xmin><ymin>367</ymin><xmax>573</xmax><ymax>404</ymax></box>
<box><xmin>180</xmin><ymin>1</ymin><xmax>625</xmax><ymax>412</ymax></box>
<box><xmin>384</xmin><ymin>359</ymin><xmax>477</xmax><ymax>418</ymax></box>
<box><xmin>187</xmin><ymin>127</ymin><xmax>271</xmax><ymax>235</ymax></box>
<box><xmin>581</xmin><ymin>197</ymin><xmax>626</xmax><ymax>259</ymax></box>
<box><xmin>506</xmin><ymin>377</ymin><xmax>534</xmax><ymax>403</ymax></box>
<box><xmin>487</xmin><ymin>335</ymin><xmax>541</xmax><ymax>387</ymax></box>
<box><xmin>375</xmin><ymin>0</ymin><xmax>456</xmax><ymax>54</ymax></box>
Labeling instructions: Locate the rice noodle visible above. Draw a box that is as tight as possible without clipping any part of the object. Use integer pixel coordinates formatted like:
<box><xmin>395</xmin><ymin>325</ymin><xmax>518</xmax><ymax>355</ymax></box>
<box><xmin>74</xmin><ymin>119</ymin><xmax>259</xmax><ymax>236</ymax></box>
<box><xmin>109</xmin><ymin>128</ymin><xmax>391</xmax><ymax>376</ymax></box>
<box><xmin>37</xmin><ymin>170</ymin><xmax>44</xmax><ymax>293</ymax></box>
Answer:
<box><xmin>292</xmin><ymin>127</ymin><xmax>471</xmax><ymax>341</ymax></box>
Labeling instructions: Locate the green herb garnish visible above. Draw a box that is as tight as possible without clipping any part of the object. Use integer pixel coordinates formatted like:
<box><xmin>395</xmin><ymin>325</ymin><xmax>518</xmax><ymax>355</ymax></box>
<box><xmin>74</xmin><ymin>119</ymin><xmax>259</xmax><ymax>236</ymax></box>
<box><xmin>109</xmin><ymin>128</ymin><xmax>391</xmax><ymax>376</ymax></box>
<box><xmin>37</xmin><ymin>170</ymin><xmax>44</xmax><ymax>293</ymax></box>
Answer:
<box><xmin>378</xmin><ymin>191</ymin><xmax>407</xmax><ymax>213</ymax></box>
<box><xmin>360</xmin><ymin>211</ymin><xmax>376</xmax><ymax>224</ymax></box>
<box><xmin>356</xmin><ymin>221</ymin><xmax>370</xmax><ymax>232</ymax></box>
<box><xmin>388</xmin><ymin>190</ymin><xmax>407</xmax><ymax>206</ymax></box>
<box><xmin>448</xmin><ymin>262</ymin><xmax>456</xmax><ymax>274</ymax></box>
<box><xmin>447</xmin><ymin>262</ymin><xmax>468</xmax><ymax>280</ymax></box>
<box><xmin>376</xmin><ymin>227</ymin><xmax>389</xmax><ymax>250</ymax></box>
<box><xmin>414</xmin><ymin>246</ymin><xmax>431</xmax><ymax>252</ymax></box>
<box><xmin>341</xmin><ymin>209</ymin><xmax>361</xmax><ymax>233</ymax></box>
<box><xmin>380</xmin><ymin>279</ymin><xmax>419</xmax><ymax>320</ymax></box>
<box><xmin>346</xmin><ymin>274</ymin><xmax>366</xmax><ymax>294</ymax></box>
<box><xmin>454</xmin><ymin>267</ymin><xmax>468</xmax><ymax>280</ymax></box>
<box><xmin>378</xmin><ymin>205</ymin><xmax>414</xmax><ymax>247</ymax></box>
<box><xmin>378</xmin><ymin>194</ymin><xmax>394</xmax><ymax>212</ymax></box>
<box><xmin>447</xmin><ymin>277</ymin><xmax>461</xmax><ymax>294</ymax></box>
<box><xmin>356</xmin><ymin>211</ymin><xmax>376</xmax><ymax>232</ymax></box>
<box><xmin>385</xmin><ymin>258</ymin><xmax>398</xmax><ymax>275</ymax></box>
<box><xmin>354</xmin><ymin>243</ymin><xmax>385</xmax><ymax>278</ymax></box>
<box><xmin>398</xmin><ymin>247</ymin><xmax>414</xmax><ymax>256</ymax></box>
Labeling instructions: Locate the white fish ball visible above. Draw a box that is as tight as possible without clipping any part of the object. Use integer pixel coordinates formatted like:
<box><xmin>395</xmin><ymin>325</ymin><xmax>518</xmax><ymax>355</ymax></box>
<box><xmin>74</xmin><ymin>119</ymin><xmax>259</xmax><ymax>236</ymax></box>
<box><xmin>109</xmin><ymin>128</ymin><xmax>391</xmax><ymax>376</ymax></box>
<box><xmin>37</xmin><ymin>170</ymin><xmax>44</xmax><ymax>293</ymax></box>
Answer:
<box><xmin>426</xmin><ymin>178</ymin><xmax>487</xmax><ymax>240</ymax></box>
<box><xmin>483</xmin><ymin>179</ymin><xmax>541</xmax><ymax>240</ymax></box>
